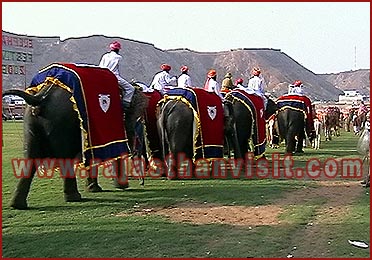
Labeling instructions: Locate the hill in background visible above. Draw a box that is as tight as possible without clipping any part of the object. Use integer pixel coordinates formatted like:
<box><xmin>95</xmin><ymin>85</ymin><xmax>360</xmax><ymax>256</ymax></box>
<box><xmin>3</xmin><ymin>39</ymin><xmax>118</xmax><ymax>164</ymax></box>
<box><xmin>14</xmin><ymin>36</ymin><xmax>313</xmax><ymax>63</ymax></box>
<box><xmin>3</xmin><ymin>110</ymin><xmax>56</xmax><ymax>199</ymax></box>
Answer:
<box><xmin>2</xmin><ymin>31</ymin><xmax>369</xmax><ymax>101</ymax></box>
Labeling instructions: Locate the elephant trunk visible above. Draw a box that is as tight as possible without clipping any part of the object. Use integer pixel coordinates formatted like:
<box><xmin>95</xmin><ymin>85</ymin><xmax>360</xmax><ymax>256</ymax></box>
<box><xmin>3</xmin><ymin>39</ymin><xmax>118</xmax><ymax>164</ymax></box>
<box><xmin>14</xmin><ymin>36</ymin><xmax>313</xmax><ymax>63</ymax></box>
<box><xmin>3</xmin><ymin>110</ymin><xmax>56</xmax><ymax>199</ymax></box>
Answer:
<box><xmin>3</xmin><ymin>89</ymin><xmax>43</xmax><ymax>106</ymax></box>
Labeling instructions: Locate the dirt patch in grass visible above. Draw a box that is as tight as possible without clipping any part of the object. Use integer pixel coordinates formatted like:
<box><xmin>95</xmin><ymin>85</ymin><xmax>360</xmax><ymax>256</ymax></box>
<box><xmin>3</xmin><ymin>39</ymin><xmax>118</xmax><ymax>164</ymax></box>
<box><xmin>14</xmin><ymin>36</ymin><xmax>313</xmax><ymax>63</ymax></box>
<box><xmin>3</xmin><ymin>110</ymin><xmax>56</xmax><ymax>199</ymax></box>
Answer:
<box><xmin>117</xmin><ymin>180</ymin><xmax>364</xmax><ymax>230</ymax></box>
<box><xmin>116</xmin><ymin>180</ymin><xmax>368</xmax><ymax>256</ymax></box>
<box><xmin>117</xmin><ymin>202</ymin><xmax>284</xmax><ymax>226</ymax></box>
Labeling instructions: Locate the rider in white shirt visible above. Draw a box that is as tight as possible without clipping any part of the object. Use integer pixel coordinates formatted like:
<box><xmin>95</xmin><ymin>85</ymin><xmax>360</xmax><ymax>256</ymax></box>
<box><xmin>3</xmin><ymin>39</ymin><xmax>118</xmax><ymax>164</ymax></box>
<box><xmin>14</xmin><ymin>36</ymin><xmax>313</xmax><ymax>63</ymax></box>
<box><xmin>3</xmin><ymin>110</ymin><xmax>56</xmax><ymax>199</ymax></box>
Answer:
<box><xmin>204</xmin><ymin>69</ymin><xmax>222</xmax><ymax>98</ymax></box>
<box><xmin>99</xmin><ymin>41</ymin><xmax>135</xmax><ymax>108</ymax></box>
<box><xmin>177</xmin><ymin>65</ymin><xmax>192</xmax><ymax>88</ymax></box>
<box><xmin>150</xmin><ymin>64</ymin><xmax>177</xmax><ymax>95</ymax></box>
<box><xmin>288</xmin><ymin>80</ymin><xmax>304</xmax><ymax>95</ymax></box>
<box><xmin>247</xmin><ymin>67</ymin><xmax>267</xmax><ymax>108</ymax></box>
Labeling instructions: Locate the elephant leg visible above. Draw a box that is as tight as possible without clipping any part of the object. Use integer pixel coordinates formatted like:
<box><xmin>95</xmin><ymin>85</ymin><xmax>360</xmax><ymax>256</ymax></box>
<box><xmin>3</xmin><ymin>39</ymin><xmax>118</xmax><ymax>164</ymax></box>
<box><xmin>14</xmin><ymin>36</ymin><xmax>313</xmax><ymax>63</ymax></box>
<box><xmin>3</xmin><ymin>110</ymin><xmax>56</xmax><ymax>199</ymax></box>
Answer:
<box><xmin>295</xmin><ymin>139</ymin><xmax>304</xmax><ymax>154</ymax></box>
<box><xmin>167</xmin><ymin>149</ymin><xmax>194</xmax><ymax>180</ymax></box>
<box><xmin>113</xmin><ymin>157</ymin><xmax>129</xmax><ymax>189</ymax></box>
<box><xmin>295</xmin><ymin>130</ymin><xmax>305</xmax><ymax>154</ymax></box>
<box><xmin>235</xmin><ymin>125</ymin><xmax>250</xmax><ymax>159</ymax></box>
<box><xmin>130</xmin><ymin>154</ymin><xmax>145</xmax><ymax>186</ymax></box>
<box><xmin>166</xmin><ymin>152</ymin><xmax>180</xmax><ymax>180</ymax></box>
<box><xmin>285</xmin><ymin>131</ymin><xmax>296</xmax><ymax>154</ymax></box>
<box><xmin>83</xmin><ymin>155</ymin><xmax>103</xmax><ymax>192</ymax></box>
<box><xmin>64</xmin><ymin>178</ymin><xmax>82</xmax><ymax>202</ymax></box>
<box><xmin>10</xmin><ymin>170</ymin><xmax>36</xmax><ymax>210</ymax></box>
<box><xmin>165</xmin><ymin>153</ymin><xmax>178</xmax><ymax>180</ymax></box>
<box><xmin>11</xmin><ymin>130</ymin><xmax>41</xmax><ymax>209</ymax></box>
<box><xmin>86</xmin><ymin>176</ymin><xmax>103</xmax><ymax>192</ymax></box>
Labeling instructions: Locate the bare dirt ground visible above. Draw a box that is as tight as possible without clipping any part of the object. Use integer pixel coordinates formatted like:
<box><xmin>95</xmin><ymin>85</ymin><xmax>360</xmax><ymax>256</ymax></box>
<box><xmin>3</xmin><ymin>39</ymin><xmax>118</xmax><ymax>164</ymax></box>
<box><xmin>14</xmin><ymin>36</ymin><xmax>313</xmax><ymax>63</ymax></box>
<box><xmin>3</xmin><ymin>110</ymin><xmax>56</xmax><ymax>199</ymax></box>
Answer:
<box><xmin>117</xmin><ymin>180</ymin><xmax>364</xmax><ymax>227</ymax></box>
<box><xmin>116</xmin><ymin>180</ymin><xmax>368</xmax><ymax>257</ymax></box>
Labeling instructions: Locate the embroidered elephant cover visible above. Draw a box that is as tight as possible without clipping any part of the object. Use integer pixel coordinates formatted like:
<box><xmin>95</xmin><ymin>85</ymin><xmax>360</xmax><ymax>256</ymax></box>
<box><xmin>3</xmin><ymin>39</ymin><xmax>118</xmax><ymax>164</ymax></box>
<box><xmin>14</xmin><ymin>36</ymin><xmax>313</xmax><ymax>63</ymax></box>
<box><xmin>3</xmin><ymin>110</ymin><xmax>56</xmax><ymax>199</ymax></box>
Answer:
<box><xmin>277</xmin><ymin>94</ymin><xmax>315</xmax><ymax>137</ymax></box>
<box><xmin>29</xmin><ymin>63</ymin><xmax>129</xmax><ymax>166</ymax></box>
<box><xmin>163</xmin><ymin>87</ymin><xmax>224</xmax><ymax>160</ymax></box>
<box><xmin>227</xmin><ymin>89</ymin><xmax>266</xmax><ymax>158</ymax></box>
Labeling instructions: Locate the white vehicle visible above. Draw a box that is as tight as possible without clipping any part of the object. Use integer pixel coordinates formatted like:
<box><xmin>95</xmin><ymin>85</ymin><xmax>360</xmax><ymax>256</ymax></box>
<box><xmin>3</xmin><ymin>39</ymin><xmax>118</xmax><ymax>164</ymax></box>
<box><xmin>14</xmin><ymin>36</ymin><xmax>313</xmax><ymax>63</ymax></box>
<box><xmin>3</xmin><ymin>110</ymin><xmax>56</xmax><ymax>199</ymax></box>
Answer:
<box><xmin>2</xmin><ymin>95</ymin><xmax>26</xmax><ymax>105</ymax></box>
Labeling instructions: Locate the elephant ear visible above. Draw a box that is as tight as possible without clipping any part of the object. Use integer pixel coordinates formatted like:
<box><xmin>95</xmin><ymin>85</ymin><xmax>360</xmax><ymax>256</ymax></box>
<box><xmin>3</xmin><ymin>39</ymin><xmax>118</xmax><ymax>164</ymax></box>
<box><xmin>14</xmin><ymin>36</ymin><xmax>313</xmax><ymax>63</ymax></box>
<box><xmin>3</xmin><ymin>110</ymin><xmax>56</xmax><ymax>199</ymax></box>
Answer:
<box><xmin>128</xmin><ymin>88</ymin><xmax>149</xmax><ymax>120</ymax></box>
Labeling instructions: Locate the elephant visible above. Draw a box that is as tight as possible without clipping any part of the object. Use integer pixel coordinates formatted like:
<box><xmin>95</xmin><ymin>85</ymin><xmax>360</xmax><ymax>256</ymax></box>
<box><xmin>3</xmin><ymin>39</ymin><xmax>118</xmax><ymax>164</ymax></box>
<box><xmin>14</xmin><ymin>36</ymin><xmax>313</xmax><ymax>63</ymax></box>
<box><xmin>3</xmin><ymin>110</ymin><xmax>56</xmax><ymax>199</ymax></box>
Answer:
<box><xmin>276</xmin><ymin>108</ymin><xmax>308</xmax><ymax>154</ymax></box>
<box><xmin>275</xmin><ymin>95</ymin><xmax>316</xmax><ymax>155</ymax></box>
<box><xmin>157</xmin><ymin>94</ymin><xmax>234</xmax><ymax>179</ymax></box>
<box><xmin>224</xmin><ymin>91</ymin><xmax>278</xmax><ymax>160</ymax></box>
<box><xmin>2</xmin><ymin>83</ymin><xmax>148</xmax><ymax>210</ymax></box>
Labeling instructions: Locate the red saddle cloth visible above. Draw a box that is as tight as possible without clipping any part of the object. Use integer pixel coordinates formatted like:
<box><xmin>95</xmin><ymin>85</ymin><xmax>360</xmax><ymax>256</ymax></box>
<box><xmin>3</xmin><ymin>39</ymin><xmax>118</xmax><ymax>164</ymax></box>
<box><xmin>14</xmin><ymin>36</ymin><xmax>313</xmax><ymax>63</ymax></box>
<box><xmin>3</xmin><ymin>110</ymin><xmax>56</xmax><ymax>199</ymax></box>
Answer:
<box><xmin>29</xmin><ymin>63</ymin><xmax>129</xmax><ymax>166</ymax></box>
<box><xmin>277</xmin><ymin>94</ymin><xmax>315</xmax><ymax>137</ymax></box>
<box><xmin>164</xmin><ymin>87</ymin><xmax>224</xmax><ymax>160</ymax></box>
<box><xmin>228</xmin><ymin>89</ymin><xmax>266</xmax><ymax>157</ymax></box>
<box><xmin>192</xmin><ymin>88</ymin><xmax>224</xmax><ymax>159</ymax></box>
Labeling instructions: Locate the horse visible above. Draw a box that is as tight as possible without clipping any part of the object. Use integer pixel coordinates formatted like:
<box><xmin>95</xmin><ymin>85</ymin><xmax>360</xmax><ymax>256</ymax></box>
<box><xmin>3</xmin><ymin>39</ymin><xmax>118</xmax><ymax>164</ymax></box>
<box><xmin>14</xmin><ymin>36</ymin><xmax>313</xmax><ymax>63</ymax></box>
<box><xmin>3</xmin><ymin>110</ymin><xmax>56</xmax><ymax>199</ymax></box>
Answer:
<box><xmin>323</xmin><ymin>106</ymin><xmax>341</xmax><ymax>141</ymax></box>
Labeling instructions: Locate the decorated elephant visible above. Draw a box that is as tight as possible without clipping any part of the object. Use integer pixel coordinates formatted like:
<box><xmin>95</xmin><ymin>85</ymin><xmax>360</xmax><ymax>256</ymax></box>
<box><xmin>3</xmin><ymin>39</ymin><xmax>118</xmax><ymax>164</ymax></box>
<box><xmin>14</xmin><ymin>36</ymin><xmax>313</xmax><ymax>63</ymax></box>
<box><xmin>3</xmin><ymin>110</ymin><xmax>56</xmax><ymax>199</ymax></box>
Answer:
<box><xmin>275</xmin><ymin>95</ymin><xmax>315</xmax><ymax>154</ymax></box>
<box><xmin>224</xmin><ymin>90</ymin><xmax>277</xmax><ymax>160</ymax></box>
<box><xmin>3</xmin><ymin>63</ymin><xmax>148</xmax><ymax>209</ymax></box>
<box><xmin>157</xmin><ymin>87</ymin><xmax>233</xmax><ymax>178</ymax></box>
<box><xmin>276</xmin><ymin>109</ymin><xmax>307</xmax><ymax>154</ymax></box>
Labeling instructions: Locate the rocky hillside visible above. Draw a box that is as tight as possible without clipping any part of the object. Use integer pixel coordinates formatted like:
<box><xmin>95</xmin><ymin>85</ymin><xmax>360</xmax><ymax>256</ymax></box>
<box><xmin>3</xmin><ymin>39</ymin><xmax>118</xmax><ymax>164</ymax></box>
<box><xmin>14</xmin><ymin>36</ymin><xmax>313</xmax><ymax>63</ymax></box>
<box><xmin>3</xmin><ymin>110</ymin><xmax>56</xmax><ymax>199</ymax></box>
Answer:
<box><xmin>2</xmin><ymin>31</ymin><xmax>369</xmax><ymax>101</ymax></box>
<box><xmin>319</xmin><ymin>69</ymin><xmax>370</xmax><ymax>96</ymax></box>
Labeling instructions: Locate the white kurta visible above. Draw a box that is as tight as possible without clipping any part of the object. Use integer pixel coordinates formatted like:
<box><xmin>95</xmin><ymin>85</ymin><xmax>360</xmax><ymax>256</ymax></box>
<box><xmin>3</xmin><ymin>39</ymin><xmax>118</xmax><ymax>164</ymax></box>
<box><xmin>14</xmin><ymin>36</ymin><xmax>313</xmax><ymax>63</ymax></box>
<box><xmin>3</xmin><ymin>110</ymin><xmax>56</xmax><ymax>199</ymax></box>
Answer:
<box><xmin>204</xmin><ymin>78</ymin><xmax>222</xmax><ymax>97</ymax></box>
<box><xmin>99</xmin><ymin>51</ymin><xmax>134</xmax><ymax>102</ymax></box>
<box><xmin>150</xmin><ymin>71</ymin><xmax>177</xmax><ymax>94</ymax></box>
<box><xmin>177</xmin><ymin>74</ymin><xmax>192</xmax><ymax>88</ymax></box>
<box><xmin>288</xmin><ymin>84</ymin><xmax>304</xmax><ymax>95</ymax></box>
<box><xmin>247</xmin><ymin>75</ymin><xmax>266</xmax><ymax>96</ymax></box>
<box><xmin>247</xmin><ymin>75</ymin><xmax>267</xmax><ymax>108</ymax></box>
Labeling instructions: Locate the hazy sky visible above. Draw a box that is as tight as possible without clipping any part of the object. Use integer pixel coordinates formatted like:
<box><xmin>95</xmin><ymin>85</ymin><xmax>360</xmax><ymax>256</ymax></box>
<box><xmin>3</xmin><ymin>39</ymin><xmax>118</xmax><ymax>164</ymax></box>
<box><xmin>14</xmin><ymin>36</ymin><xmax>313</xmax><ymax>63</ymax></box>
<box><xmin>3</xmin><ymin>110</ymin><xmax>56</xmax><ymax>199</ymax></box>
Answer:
<box><xmin>2</xmin><ymin>2</ymin><xmax>370</xmax><ymax>74</ymax></box>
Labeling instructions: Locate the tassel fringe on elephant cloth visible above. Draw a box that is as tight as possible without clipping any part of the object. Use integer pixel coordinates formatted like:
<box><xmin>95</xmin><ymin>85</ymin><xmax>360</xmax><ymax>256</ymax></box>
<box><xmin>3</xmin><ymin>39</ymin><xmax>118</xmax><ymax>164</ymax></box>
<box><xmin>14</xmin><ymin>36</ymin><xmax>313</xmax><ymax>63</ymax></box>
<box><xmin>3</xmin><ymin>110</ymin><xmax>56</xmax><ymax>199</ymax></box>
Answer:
<box><xmin>225</xmin><ymin>89</ymin><xmax>267</xmax><ymax>159</ymax></box>
<box><xmin>159</xmin><ymin>87</ymin><xmax>225</xmax><ymax>162</ymax></box>
<box><xmin>276</xmin><ymin>94</ymin><xmax>316</xmax><ymax>138</ymax></box>
<box><xmin>26</xmin><ymin>63</ymin><xmax>130</xmax><ymax>168</ymax></box>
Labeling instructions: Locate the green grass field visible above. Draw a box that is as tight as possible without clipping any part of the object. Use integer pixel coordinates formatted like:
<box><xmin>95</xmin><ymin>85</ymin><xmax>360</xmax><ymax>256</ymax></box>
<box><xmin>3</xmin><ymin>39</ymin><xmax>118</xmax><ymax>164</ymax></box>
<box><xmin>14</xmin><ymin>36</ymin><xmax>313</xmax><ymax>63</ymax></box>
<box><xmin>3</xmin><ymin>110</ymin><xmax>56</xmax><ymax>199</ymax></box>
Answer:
<box><xmin>1</xmin><ymin>121</ymin><xmax>370</xmax><ymax>258</ymax></box>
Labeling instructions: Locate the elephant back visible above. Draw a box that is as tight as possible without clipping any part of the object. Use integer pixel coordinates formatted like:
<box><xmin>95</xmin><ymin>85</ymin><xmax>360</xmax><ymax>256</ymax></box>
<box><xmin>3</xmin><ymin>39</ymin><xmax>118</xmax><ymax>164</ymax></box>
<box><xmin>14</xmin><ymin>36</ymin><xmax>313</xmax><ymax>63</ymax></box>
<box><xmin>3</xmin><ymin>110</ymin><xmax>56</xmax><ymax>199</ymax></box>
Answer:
<box><xmin>27</xmin><ymin>63</ymin><xmax>130</xmax><ymax>166</ymax></box>
<box><xmin>163</xmin><ymin>87</ymin><xmax>225</xmax><ymax>160</ymax></box>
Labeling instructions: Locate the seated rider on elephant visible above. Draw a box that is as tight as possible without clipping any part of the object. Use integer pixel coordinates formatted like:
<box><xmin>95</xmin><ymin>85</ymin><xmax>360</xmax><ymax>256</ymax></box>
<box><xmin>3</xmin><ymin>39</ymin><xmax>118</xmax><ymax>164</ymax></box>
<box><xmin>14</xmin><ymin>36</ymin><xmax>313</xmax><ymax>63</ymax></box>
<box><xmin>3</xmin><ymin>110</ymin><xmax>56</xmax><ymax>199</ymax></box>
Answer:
<box><xmin>204</xmin><ymin>69</ymin><xmax>223</xmax><ymax>99</ymax></box>
<box><xmin>240</xmin><ymin>67</ymin><xmax>268</xmax><ymax>145</ymax></box>
<box><xmin>221</xmin><ymin>72</ymin><xmax>235</xmax><ymax>97</ymax></box>
<box><xmin>246</xmin><ymin>67</ymin><xmax>268</xmax><ymax>109</ymax></box>
<box><xmin>150</xmin><ymin>63</ymin><xmax>177</xmax><ymax>95</ymax></box>
<box><xmin>177</xmin><ymin>65</ymin><xmax>193</xmax><ymax>88</ymax></box>
<box><xmin>99</xmin><ymin>41</ymin><xmax>135</xmax><ymax>110</ymax></box>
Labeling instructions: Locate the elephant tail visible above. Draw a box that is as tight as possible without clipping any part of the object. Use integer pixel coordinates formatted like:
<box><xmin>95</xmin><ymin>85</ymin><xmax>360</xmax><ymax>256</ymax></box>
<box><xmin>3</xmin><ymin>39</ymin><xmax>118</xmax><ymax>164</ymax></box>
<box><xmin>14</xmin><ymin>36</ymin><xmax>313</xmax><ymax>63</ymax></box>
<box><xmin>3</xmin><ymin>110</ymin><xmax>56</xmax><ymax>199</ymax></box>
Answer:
<box><xmin>2</xmin><ymin>89</ymin><xmax>44</xmax><ymax>106</ymax></box>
